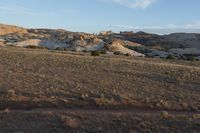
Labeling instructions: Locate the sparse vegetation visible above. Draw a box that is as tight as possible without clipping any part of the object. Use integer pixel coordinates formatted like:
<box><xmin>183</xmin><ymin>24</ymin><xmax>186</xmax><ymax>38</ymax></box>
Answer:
<box><xmin>55</xmin><ymin>47</ymin><xmax>61</xmax><ymax>50</ymax></box>
<box><xmin>100</xmin><ymin>50</ymin><xmax>107</xmax><ymax>54</ymax></box>
<box><xmin>187</xmin><ymin>56</ymin><xmax>197</xmax><ymax>61</ymax></box>
<box><xmin>0</xmin><ymin>46</ymin><xmax>200</xmax><ymax>111</ymax></box>
<box><xmin>1</xmin><ymin>9</ymin><xmax>200</xmax><ymax>133</ymax></box>
<box><xmin>114</xmin><ymin>51</ymin><xmax>121</xmax><ymax>55</ymax></box>
<box><xmin>166</xmin><ymin>55</ymin><xmax>176</xmax><ymax>60</ymax></box>
<box><xmin>91</xmin><ymin>51</ymin><xmax>101</xmax><ymax>56</ymax></box>
<box><xmin>26</xmin><ymin>45</ymin><xmax>48</xmax><ymax>49</ymax></box>
<box><xmin>0</xmin><ymin>47</ymin><xmax>200</xmax><ymax>132</ymax></box>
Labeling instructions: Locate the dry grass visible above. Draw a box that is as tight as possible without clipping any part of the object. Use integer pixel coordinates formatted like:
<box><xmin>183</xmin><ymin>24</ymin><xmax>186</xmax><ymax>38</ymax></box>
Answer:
<box><xmin>0</xmin><ymin>111</ymin><xmax>198</xmax><ymax>133</ymax></box>
<box><xmin>0</xmin><ymin>46</ymin><xmax>200</xmax><ymax>111</ymax></box>
<box><xmin>0</xmin><ymin>46</ymin><xmax>200</xmax><ymax>132</ymax></box>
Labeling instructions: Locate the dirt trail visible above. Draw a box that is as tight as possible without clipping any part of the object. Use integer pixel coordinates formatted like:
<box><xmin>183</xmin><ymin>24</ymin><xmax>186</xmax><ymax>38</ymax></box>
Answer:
<box><xmin>3</xmin><ymin>107</ymin><xmax>199</xmax><ymax>116</ymax></box>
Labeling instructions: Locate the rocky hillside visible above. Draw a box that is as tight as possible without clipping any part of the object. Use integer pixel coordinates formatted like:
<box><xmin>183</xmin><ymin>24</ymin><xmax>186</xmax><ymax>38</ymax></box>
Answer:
<box><xmin>113</xmin><ymin>31</ymin><xmax>200</xmax><ymax>59</ymax></box>
<box><xmin>1</xmin><ymin>24</ymin><xmax>200</xmax><ymax>59</ymax></box>
<box><xmin>117</xmin><ymin>31</ymin><xmax>200</xmax><ymax>49</ymax></box>
<box><xmin>0</xmin><ymin>24</ymin><xmax>145</xmax><ymax>57</ymax></box>
<box><xmin>0</xmin><ymin>24</ymin><xmax>28</xmax><ymax>35</ymax></box>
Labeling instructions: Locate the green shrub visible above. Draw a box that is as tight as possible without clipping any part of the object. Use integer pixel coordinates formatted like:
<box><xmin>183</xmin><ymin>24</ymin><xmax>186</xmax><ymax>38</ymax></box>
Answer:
<box><xmin>91</xmin><ymin>51</ymin><xmax>100</xmax><ymax>56</ymax></box>
<box><xmin>26</xmin><ymin>45</ymin><xmax>48</xmax><ymax>49</ymax></box>
<box><xmin>100</xmin><ymin>50</ymin><xmax>107</xmax><ymax>54</ymax></box>
<box><xmin>55</xmin><ymin>47</ymin><xmax>61</xmax><ymax>50</ymax></box>
<box><xmin>114</xmin><ymin>51</ymin><xmax>121</xmax><ymax>55</ymax></box>
<box><xmin>187</xmin><ymin>56</ymin><xmax>197</xmax><ymax>61</ymax></box>
<box><xmin>166</xmin><ymin>55</ymin><xmax>176</xmax><ymax>60</ymax></box>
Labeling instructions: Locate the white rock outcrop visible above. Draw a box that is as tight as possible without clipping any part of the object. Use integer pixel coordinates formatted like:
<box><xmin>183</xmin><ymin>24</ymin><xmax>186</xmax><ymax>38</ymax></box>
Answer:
<box><xmin>15</xmin><ymin>39</ymin><xmax>68</xmax><ymax>49</ymax></box>
<box><xmin>107</xmin><ymin>40</ymin><xmax>145</xmax><ymax>57</ymax></box>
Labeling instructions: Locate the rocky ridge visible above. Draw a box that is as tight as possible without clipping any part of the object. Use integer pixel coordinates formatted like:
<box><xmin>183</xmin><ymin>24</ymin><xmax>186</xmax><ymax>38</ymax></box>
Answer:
<box><xmin>1</xmin><ymin>23</ymin><xmax>200</xmax><ymax>60</ymax></box>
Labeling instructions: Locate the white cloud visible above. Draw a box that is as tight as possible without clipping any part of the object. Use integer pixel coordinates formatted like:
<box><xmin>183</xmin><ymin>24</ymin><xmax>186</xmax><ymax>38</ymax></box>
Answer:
<box><xmin>0</xmin><ymin>6</ymin><xmax>38</xmax><ymax>15</ymax></box>
<box><xmin>112</xmin><ymin>25</ymin><xmax>137</xmax><ymax>29</ymax></box>
<box><xmin>184</xmin><ymin>22</ymin><xmax>200</xmax><ymax>29</ymax></box>
<box><xmin>0</xmin><ymin>6</ymin><xmax>70</xmax><ymax>17</ymax></box>
<box><xmin>167</xmin><ymin>24</ymin><xmax>178</xmax><ymax>29</ymax></box>
<box><xmin>0</xmin><ymin>5</ymin><xmax>79</xmax><ymax>17</ymax></box>
<box><xmin>102</xmin><ymin>0</ymin><xmax>156</xmax><ymax>9</ymax></box>
<box><xmin>165</xmin><ymin>22</ymin><xmax>200</xmax><ymax>29</ymax></box>
<box><xmin>112</xmin><ymin>24</ymin><xmax>164</xmax><ymax>29</ymax></box>
<box><xmin>112</xmin><ymin>22</ymin><xmax>200</xmax><ymax>30</ymax></box>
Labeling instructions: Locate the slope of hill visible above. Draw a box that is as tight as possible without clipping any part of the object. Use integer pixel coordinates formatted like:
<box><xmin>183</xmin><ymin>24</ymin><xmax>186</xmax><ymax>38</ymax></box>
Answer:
<box><xmin>0</xmin><ymin>46</ymin><xmax>200</xmax><ymax>132</ymax></box>
<box><xmin>119</xmin><ymin>32</ymin><xmax>200</xmax><ymax>49</ymax></box>
<box><xmin>113</xmin><ymin>32</ymin><xmax>200</xmax><ymax>59</ymax></box>
<box><xmin>0</xmin><ymin>46</ymin><xmax>200</xmax><ymax>111</ymax></box>
<box><xmin>0</xmin><ymin>24</ymin><xmax>28</xmax><ymax>35</ymax></box>
<box><xmin>0</xmin><ymin>24</ymin><xmax>145</xmax><ymax>56</ymax></box>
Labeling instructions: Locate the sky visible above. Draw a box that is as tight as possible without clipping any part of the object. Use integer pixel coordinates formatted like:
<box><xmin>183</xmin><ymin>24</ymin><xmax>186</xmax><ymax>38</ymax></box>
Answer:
<box><xmin>0</xmin><ymin>0</ymin><xmax>200</xmax><ymax>34</ymax></box>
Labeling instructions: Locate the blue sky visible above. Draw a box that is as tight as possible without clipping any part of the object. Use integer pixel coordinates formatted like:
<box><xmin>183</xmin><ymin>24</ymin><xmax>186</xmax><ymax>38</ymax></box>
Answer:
<box><xmin>0</xmin><ymin>0</ymin><xmax>200</xmax><ymax>34</ymax></box>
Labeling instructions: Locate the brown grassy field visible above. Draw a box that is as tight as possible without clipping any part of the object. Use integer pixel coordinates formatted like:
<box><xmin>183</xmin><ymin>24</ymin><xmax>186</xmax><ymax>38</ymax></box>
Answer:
<box><xmin>0</xmin><ymin>111</ymin><xmax>199</xmax><ymax>133</ymax></box>
<box><xmin>0</xmin><ymin>46</ymin><xmax>200</xmax><ymax>132</ymax></box>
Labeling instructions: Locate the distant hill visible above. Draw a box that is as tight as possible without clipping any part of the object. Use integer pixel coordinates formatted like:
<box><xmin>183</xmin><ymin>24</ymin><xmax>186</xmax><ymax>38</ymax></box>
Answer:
<box><xmin>0</xmin><ymin>24</ymin><xmax>28</xmax><ymax>35</ymax></box>
<box><xmin>0</xmin><ymin>23</ymin><xmax>200</xmax><ymax>59</ymax></box>
<box><xmin>0</xmin><ymin>24</ymin><xmax>145</xmax><ymax>57</ymax></box>
<box><xmin>118</xmin><ymin>32</ymin><xmax>200</xmax><ymax>49</ymax></box>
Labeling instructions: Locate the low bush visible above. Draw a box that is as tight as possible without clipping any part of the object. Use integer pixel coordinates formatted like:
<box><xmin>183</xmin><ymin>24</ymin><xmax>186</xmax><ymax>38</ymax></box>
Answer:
<box><xmin>55</xmin><ymin>47</ymin><xmax>61</xmax><ymax>50</ymax></box>
<box><xmin>100</xmin><ymin>50</ymin><xmax>107</xmax><ymax>54</ymax></box>
<box><xmin>26</xmin><ymin>45</ymin><xmax>48</xmax><ymax>50</ymax></box>
<box><xmin>91</xmin><ymin>51</ymin><xmax>100</xmax><ymax>56</ymax></box>
<box><xmin>114</xmin><ymin>51</ymin><xmax>121</xmax><ymax>55</ymax></box>
<box><xmin>187</xmin><ymin>56</ymin><xmax>197</xmax><ymax>61</ymax></box>
<box><xmin>166</xmin><ymin>55</ymin><xmax>176</xmax><ymax>60</ymax></box>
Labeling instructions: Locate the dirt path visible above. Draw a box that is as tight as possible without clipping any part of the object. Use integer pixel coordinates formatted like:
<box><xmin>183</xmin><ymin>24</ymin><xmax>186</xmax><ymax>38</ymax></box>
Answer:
<box><xmin>3</xmin><ymin>107</ymin><xmax>199</xmax><ymax>116</ymax></box>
